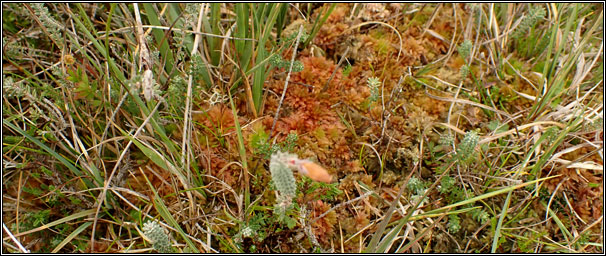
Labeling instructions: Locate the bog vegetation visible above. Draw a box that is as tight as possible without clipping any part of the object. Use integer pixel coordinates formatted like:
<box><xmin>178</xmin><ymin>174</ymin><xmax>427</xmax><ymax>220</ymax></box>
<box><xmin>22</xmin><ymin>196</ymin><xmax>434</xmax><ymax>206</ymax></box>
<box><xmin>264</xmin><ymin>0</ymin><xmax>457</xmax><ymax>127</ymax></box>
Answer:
<box><xmin>2</xmin><ymin>3</ymin><xmax>603</xmax><ymax>253</ymax></box>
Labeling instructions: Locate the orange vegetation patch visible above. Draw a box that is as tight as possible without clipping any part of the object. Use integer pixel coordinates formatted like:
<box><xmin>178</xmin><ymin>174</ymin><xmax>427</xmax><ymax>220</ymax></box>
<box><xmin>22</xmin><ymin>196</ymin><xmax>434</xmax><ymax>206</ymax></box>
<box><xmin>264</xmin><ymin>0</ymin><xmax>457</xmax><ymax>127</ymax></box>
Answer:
<box><xmin>192</xmin><ymin>104</ymin><xmax>252</xmax><ymax>189</ymax></box>
<box><xmin>124</xmin><ymin>163</ymin><xmax>178</xmax><ymax>206</ymax></box>
<box><xmin>264</xmin><ymin>55</ymin><xmax>367</xmax><ymax>177</ymax></box>
<box><xmin>310</xmin><ymin>200</ymin><xmax>337</xmax><ymax>246</ymax></box>
<box><xmin>542</xmin><ymin>144</ymin><xmax>603</xmax><ymax>228</ymax></box>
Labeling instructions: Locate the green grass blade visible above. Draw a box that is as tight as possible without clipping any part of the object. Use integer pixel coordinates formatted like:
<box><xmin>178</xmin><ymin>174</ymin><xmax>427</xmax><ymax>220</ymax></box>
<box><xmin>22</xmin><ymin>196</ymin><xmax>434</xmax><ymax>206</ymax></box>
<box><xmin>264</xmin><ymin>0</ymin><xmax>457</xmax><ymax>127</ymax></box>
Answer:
<box><xmin>227</xmin><ymin>86</ymin><xmax>250</xmax><ymax>214</ymax></box>
<box><xmin>491</xmin><ymin>190</ymin><xmax>513</xmax><ymax>252</ymax></box>
<box><xmin>3</xmin><ymin>119</ymin><xmax>99</xmax><ymax>187</ymax></box>
<box><xmin>419</xmin><ymin>175</ymin><xmax>559</xmax><ymax>217</ymax></box>
<box><xmin>208</xmin><ymin>3</ymin><xmax>222</xmax><ymax>65</ymax></box>
<box><xmin>235</xmin><ymin>3</ymin><xmax>252</xmax><ymax>73</ymax></box>
<box><xmin>408</xmin><ymin>206</ymin><xmax>480</xmax><ymax>221</ymax></box>
<box><xmin>13</xmin><ymin>208</ymin><xmax>97</xmax><ymax>237</ymax></box>
<box><xmin>275</xmin><ymin>3</ymin><xmax>289</xmax><ymax>39</ymax></box>
<box><xmin>365</xmin><ymin>180</ymin><xmax>408</xmax><ymax>252</ymax></box>
<box><xmin>546</xmin><ymin>203</ymin><xmax>572</xmax><ymax>243</ymax></box>
<box><xmin>376</xmin><ymin>220</ymin><xmax>406</xmax><ymax>252</ymax></box>
<box><xmin>141</xmin><ymin>3</ymin><xmax>175</xmax><ymax>74</ymax></box>
<box><xmin>51</xmin><ymin>222</ymin><xmax>92</xmax><ymax>253</ymax></box>
<box><xmin>304</xmin><ymin>3</ymin><xmax>336</xmax><ymax>47</ymax></box>
<box><xmin>71</xmin><ymin>4</ymin><xmax>126</xmax><ymax>82</ymax></box>
<box><xmin>122</xmin><ymin>130</ymin><xmax>187</xmax><ymax>185</ymax></box>
<box><xmin>141</xmin><ymin>172</ymin><xmax>200</xmax><ymax>253</ymax></box>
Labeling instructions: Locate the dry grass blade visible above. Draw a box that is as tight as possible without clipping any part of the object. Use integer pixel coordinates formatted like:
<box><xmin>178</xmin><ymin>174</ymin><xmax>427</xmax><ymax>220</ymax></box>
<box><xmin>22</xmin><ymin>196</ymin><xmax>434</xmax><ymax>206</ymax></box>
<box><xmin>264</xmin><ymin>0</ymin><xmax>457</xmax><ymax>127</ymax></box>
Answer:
<box><xmin>269</xmin><ymin>25</ymin><xmax>305</xmax><ymax>138</ymax></box>
<box><xmin>90</xmin><ymin>100</ymin><xmax>163</xmax><ymax>251</ymax></box>
<box><xmin>2</xmin><ymin>223</ymin><xmax>29</xmax><ymax>253</ymax></box>
<box><xmin>425</xmin><ymin>90</ymin><xmax>513</xmax><ymax>119</ymax></box>
<box><xmin>9</xmin><ymin>209</ymin><xmax>97</xmax><ymax>238</ymax></box>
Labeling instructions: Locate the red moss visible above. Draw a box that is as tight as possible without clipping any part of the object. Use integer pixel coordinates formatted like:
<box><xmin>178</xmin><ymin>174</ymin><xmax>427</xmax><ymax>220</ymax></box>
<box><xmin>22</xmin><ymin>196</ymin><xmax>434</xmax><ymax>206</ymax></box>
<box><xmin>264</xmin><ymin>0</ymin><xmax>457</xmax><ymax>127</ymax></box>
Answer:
<box><xmin>310</xmin><ymin>200</ymin><xmax>337</xmax><ymax>246</ymax></box>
